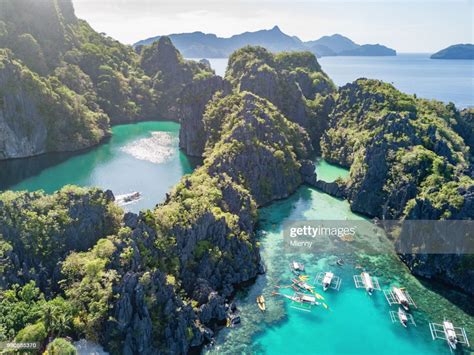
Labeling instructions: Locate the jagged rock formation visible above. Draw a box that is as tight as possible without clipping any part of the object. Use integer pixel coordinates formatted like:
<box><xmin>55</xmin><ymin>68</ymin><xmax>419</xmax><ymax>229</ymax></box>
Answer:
<box><xmin>0</xmin><ymin>49</ymin><xmax>110</xmax><ymax>159</ymax></box>
<box><xmin>179</xmin><ymin>76</ymin><xmax>231</xmax><ymax>156</ymax></box>
<box><xmin>95</xmin><ymin>92</ymin><xmax>318</xmax><ymax>353</ymax></box>
<box><xmin>313</xmin><ymin>179</ymin><xmax>346</xmax><ymax>199</ymax></box>
<box><xmin>0</xmin><ymin>0</ymin><xmax>219</xmax><ymax>159</ymax></box>
<box><xmin>322</xmin><ymin>78</ymin><xmax>473</xmax><ymax>294</ymax></box>
<box><xmin>0</xmin><ymin>186</ymin><xmax>120</xmax><ymax>292</ymax></box>
<box><xmin>0</xmin><ymin>91</ymin><xmax>316</xmax><ymax>353</ymax></box>
<box><xmin>225</xmin><ymin>46</ymin><xmax>336</xmax><ymax>151</ymax></box>
<box><xmin>323</xmin><ymin>79</ymin><xmax>470</xmax><ymax>219</ymax></box>
<box><xmin>140</xmin><ymin>36</ymin><xmax>214</xmax><ymax>121</ymax></box>
<box><xmin>455</xmin><ymin>108</ymin><xmax>474</xmax><ymax>163</ymax></box>
<box><xmin>203</xmin><ymin>92</ymin><xmax>316</xmax><ymax>205</ymax></box>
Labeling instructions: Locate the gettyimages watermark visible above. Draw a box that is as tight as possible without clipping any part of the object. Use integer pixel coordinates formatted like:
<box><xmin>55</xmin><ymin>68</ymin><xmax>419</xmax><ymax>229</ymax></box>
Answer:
<box><xmin>283</xmin><ymin>220</ymin><xmax>474</xmax><ymax>254</ymax></box>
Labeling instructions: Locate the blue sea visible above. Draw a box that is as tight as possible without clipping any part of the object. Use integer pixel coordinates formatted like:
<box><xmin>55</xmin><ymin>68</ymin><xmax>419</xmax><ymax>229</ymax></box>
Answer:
<box><xmin>190</xmin><ymin>54</ymin><xmax>474</xmax><ymax>108</ymax></box>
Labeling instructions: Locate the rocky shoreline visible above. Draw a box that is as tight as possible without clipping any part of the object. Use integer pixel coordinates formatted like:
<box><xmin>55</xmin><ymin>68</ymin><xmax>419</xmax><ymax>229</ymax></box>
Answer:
<box><xmin>0</xmin><ymin>0</ymin><xmax>472</xmax><ymax>353</ymax></box>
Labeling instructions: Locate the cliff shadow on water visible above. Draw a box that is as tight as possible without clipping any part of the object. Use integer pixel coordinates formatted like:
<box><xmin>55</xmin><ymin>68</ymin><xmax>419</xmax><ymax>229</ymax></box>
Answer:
<box><xmin>0</xmin><ymin>143</ymin><xmax>110</xmax><ymax>191</ymax></box>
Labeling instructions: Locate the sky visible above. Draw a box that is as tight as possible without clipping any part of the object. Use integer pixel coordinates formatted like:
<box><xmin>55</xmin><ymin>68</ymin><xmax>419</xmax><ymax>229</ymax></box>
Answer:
<box><xmin>73</xmin><ymin>0</ymin><xmax>474</xmax><ymax>52</ymax></box>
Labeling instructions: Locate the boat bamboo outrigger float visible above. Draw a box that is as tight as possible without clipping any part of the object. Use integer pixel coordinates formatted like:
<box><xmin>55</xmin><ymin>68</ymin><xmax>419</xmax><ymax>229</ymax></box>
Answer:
<box><xmin>353</xmin><ymin>272</ymin><xmax>381</xmax><ymax>295</ymax></box>
<box><xmin>315</xmin><ymin>272</ymin><xmax>341</xmax><ymax>291</ymax></box>
<box><xmin>290</xmin><ymin>261</ymin><xmax>305</xmax><ymax>275</ymax></box>
<box><xmin>383</xmin><ymin>287</ymin><xmax>416</xmax><ymax>311</ymax></box>
<box><xmin>389</xmin><ymin>307</ymin><xmax>416</xmax><ymax>328</ymax></box>
<box><xmin>429</xmin><ymin>319</ymin><xmax>470</xmax><ymax>352</ymax></box>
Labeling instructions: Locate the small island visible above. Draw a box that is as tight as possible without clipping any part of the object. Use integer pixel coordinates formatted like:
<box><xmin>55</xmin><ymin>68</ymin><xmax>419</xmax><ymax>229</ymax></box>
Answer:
<box><xmin>431</xmin><ymin>44</ymin><xmax>474</xmax><ymax>59</ymax></box>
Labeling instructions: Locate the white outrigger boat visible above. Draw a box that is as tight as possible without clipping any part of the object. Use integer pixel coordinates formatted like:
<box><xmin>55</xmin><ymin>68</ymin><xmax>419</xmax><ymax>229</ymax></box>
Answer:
<box><xmin>353</xmin><ymin>272</ymin><xmax>381</xmax><ymax>295</ymax></box>
<box><xmin>389</xmin><ymin>307</ymin><xmax>416</xmax><ymax>328</ymax></box>
<box><xmin>315</xmin><ymin>272</ymin><xmax>342</xmax><ymax>291</ymax></box>
<box><xmin>383</xmin><ymin>286</ymin><xmax>416</xmax><ymax>311</ymax></box>
<box><xmin>290</xmin><ymin>261</ymin><xmax>305</xmax><ymax>275</ymax></box>
<box><xmin>291</xmin><ymin>278</ymin><xmax>314</xmax><ymax>293</ymax></box>
<box><xmin>116</xmin><ymin>191</ymin><xmax>141</xmax><ymax>205</ymax></box>
<box><xmin>272</xmin><ymin>291</ymin><xmax>321</xmax><ymax>312</ymax></box>
<box><xmin>429</xmin><ymin>319</ymin><xmax>470</xmax><ymax>352</ymax></box>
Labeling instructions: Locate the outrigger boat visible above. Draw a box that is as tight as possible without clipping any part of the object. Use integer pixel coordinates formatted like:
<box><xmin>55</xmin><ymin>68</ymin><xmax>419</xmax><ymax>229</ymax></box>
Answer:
<box><xmin>429</xmin><ymin>319</ymin><xmax>470</xmax><ymax>352</ymax></box>
<box><xmin>444</xmin><ymin>321</ymin><xmax>458</xmax><ymax>350</ymax></box>
<box><xmin>383</xmin><ymin>286</ymin><xmax>416</xmax><ymax>311</ymax></box>
<box><xmin>398</xmin><ymin>307</ymin><xmax>408</xmax><ymax>327</ymax></box>
<box><xmin>322</xmin><ymin>272</ymin><xmax>333</xmax><ymax>291</ymax></box>
<box><xmin>290</xmin><ymin>261</ymin><xmax>305</xmax><ymax>275</ymax></box>
<box><xmin>315</xmin><ymin>272</ymin><xmax>342</xmax><ymax>292</ymax></box>
<box><xmin>291</xmin><ymin>278</ymin><xmax>314</xmax><ymax>293</ymax></box>
<box><xmin>256</xmin><ymin>295</ymin><xmax>266</xmax><ymax>312</ymax></box>
<box><xmin>394</xmin><ymin>287</ymin><xmax>410</xmax><ymax>311</ymax></box>
<box><xmin>353</xmin><ymin>272</ymin><xmax>381</xmax><ymax>295</ymax></box>
<box><xmin>272</xmin><ymin>291</ymin><xmax>321</xmax><ymax>311</ymax></box>
<box><xmin>116</xmin><ymin>191</ymin><xmax>141</xmax><ymax>205</ymax></box>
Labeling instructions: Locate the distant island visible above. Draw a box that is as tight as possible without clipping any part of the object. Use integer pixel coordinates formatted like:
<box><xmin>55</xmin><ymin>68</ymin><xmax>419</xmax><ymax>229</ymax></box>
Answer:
<box><xmin>431</xmin><ymin>44</ymin><xmax>474</xmax><ymax>59</ymax></box>
<box><xmin>135</xmin><ymin>27</ymin><xmax>397</xmax><ymax>58</ymax></box>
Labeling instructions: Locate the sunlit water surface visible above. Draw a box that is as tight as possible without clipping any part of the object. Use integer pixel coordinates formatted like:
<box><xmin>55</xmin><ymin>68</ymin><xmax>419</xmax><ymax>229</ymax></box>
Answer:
<box><xmin>0</xmin><ymin>121</ymin><xmax>195</xmax><ymax>213</ymax></box>
<box><xmin>194</xmin><ymin>54</ymin><xmax>473</xmax><ymax>108</ymax></box>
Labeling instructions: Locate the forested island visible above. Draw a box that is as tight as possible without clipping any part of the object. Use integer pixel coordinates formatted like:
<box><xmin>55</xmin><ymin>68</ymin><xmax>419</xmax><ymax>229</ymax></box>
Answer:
<box><xmin>431</xmin><ymin>44</ymin><xmax>474</xmax><ymax>60</ymax></box>
<box><xmin>0</xmin><ymin>0</ymin><xmax>473</xmax><ymax>354</ymax></box>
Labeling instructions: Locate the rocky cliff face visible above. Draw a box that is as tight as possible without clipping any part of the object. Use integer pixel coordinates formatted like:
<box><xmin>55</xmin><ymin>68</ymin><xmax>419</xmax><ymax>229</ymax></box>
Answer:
<box><xmin>455</xmin><ymin>108</ymin><xmax>474</xmax><ymax>162</ymax></box>
<box><xmin>322</xmin><ymin>78</ymin><xmax>474</xmax><ymax>295</ymax></box>
<box><xmin>226</xmin><ymin>46</ymin><xmax>335</xmax><ymax>151</ymax></box>
<box><xmin>179</xmin><ymin>76</ymin><xmax>231</xmax><ymax>157</ymax></box>
<box><xmin>204</xmin><ymin>92</ymin><xmax>316</xmax><ymax>205</ymax></box>
<box><xmin>140</xmin><ymin>36</ymin><xmax>217</xmax><ymax>122</ymax></box>
<box><xmin>0</xmin><ymin>1</ymin><xmax>224</xmax><ymax>160</ymax></box>
<box><xmin>0</xmin><ymin>186</ymin><xmax>120</xmax><ymax>293</ymax></box>
<box><xmin>323</xmin><ymin>79</ymin><xmax>470</xmax><ymax>218</ymax></box>
<box><xmin>102</xmin><ymin>92</ymin><xmax>316</xmax><ymax>353</ymax></box>
<box><xmin>399</xmin><ymin>183</ymin><xmax>474</xmax><ymax>296</ymax></box>
<box><xmin>0</xmin><ymin>49</ymin><xmax>110</xmax><ymax>159</ymax></box>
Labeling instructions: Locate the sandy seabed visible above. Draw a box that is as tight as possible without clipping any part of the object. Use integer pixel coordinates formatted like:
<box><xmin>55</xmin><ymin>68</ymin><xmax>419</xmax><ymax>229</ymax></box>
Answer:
<box><xmin>120</xmin><ymin>131</ymin><xmax>177</xmax><ymax>164</ymax></box>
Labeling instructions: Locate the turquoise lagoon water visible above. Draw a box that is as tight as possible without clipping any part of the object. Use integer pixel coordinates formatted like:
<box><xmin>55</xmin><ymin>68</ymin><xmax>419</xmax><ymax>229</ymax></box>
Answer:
<box><xmin>314</xmin><ymin>158</ymin><xmax>350</xmax><ymax>182</ymax></box>
<box><xmin>0</xmin><ymin>122</ymin><xmax>472</xmax><ymax>354</ymax></box>
<box><xmin>207</xmin><ymin>163</ymin><xmax>473</xmax><ymax>355</ymax></box>
<box><xmin>194</xmin><ymin>54</ymin><xmax>474</xmax><ymax>108</ymax></box>
<box><xmin>0</xmin><ymin>121</ymin><xmax>195</xmax><ymax>213</ymax></box>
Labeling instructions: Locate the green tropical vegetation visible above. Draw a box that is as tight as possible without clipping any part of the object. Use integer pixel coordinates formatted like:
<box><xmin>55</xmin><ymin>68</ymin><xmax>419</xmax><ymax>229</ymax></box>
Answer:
<box><xmin>321</xmin><ymin>78</ymin><xmax>472</xmax><ymax>221</ymax></box>
<box><xmin>225</xmin><ymin>46</ymin><xmax>336</xmax><ymax>150</ymax></box>
<box><xmin>0</xmin><ymin>0</ymin><xmax>472</xmax><ymax>353</ymax></box>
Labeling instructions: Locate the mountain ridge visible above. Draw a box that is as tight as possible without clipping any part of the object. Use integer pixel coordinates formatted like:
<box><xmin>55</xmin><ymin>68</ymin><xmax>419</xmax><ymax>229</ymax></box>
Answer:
<box><xmin>135</xmin><ymin>27</ymin><xmax>396</xmax><ymax>58</ymax></box>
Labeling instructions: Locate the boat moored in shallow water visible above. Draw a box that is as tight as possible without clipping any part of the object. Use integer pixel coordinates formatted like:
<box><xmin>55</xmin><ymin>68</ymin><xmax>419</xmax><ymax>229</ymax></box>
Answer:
<box><xmin>272</xmin><ymin>291</ymin><xmax>321</xmax><ymax>310</ymax></box>
<box><xmin>290</xmin><ymin>261</ymin><xmax>305</xmax><ymax>275</ymax></box>
<box><xmin>315</xmin><ymin>271</ymin><xmax>342</xmax><ymax>291</ymax></box>
<box><xmin>398</xmin><ymin>308</ymin><xmax>408</xmax><ymax>327</ymax></box>
<box><xmin>429</xmin><ymin>319</ymin><xmax>470</xmax><ymax>351</ymax></box>
<box><xmin>384</xmin><ymin>286</ymin><xmax>416</xmax><ymax>311</ymax></box>
<box><xmin>292</xmin><ymin>278</ymin><xmax>314</xmax><ymax>293</ymax></box>
<box><xmin>353</xmin><ymin>272</ymin><xmax>381</xmax><ymax>295</ymax></box>
<box><xmin>389</xmin><ymin>307</ymin><xmax>416</xmax><ymax>328</ymax></box>
<box><xmin>322</xmin><ymin>272</ymin><xmax>333</xmax><ymax>291</ymax></box>
<box><xmin>444</xmin><ymin>321</ymin><xmax>458</xmax><ymax>350</ymax></box>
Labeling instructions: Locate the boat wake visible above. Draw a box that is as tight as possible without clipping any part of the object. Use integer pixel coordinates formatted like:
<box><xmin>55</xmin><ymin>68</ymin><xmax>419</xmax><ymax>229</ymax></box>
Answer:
<box><xmin>121</xmin><ymin>131</ymin><xmax>176</xmax><ymax>164</ymax></box>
